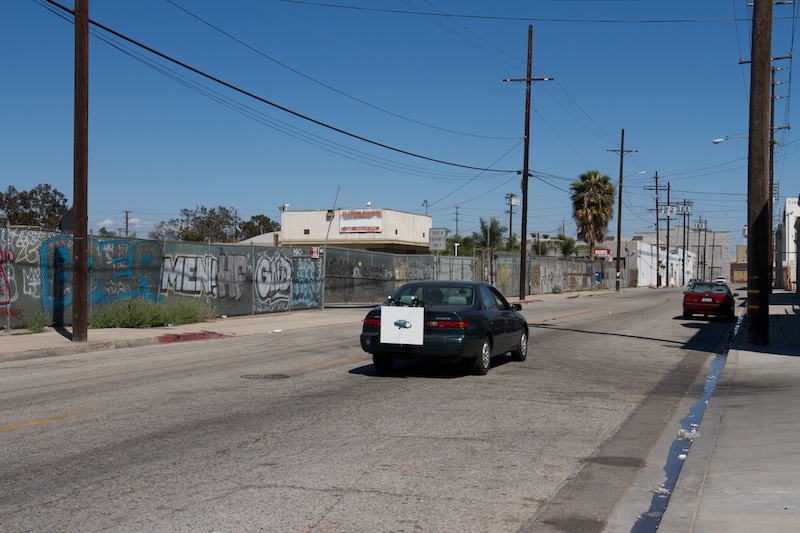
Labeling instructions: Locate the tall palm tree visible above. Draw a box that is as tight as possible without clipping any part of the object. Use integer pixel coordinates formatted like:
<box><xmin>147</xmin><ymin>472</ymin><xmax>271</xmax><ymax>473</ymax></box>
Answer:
<box><xmin>570</xmin><ymin>170</ymin><xmax>616</xmax><ymax>255</ymax></box>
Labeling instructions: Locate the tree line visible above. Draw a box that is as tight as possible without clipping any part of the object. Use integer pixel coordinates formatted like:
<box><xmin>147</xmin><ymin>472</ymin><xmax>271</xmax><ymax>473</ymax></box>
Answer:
<box><xmin>0</xmin><ymin>185</ymin><xmax>278</xmax><ymax>242</ymax></box>
<box><xmin>1</xmin><ymin>170</ymin><xmax>614</xmax><ymax>251</ymax></box>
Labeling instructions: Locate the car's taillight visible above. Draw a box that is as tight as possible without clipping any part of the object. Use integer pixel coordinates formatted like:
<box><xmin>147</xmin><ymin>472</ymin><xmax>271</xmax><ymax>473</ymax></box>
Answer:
<box><xmin>426</xmin><ymin>320</ymin><xmax>468</xmax><ymax>329</ymax></box>
<box><xmin>363</xmin><ymin>318</ymin><xmax>381</xmax><ymax>327</ymax></box>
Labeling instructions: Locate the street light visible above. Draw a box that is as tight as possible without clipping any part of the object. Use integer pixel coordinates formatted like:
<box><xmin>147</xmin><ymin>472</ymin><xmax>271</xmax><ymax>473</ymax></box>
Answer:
<box><xmin>712</xmin><ymin>136</ymin><xmax>748</xmax><ymax>144</ymax></box>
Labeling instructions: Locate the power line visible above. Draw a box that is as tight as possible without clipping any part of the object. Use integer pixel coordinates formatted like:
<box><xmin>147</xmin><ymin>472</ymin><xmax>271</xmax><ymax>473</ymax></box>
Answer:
<box><xmin>41</xmin><ymin>0</ymin><xmax>518</xmax><ymax>174</ymax></box>
<box><xmin>165</xmin><ymin>0</ymin><xmax>516</xmax><ymax>141</ymax></box>
<box><xmin>277</xmin><ymin>1</ymin><xmax>794</xmax><ymax>24</ymax></box>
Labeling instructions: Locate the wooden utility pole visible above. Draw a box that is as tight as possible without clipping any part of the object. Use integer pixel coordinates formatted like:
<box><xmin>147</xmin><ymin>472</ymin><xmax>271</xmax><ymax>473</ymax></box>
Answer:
<box><xmin>608</xmin><ymin>129</ymin><xmax>637</xmax><ymax>291</ymax></box>
<box><xmin>747</xmin><ymin>0</ymin><xmax>772</xmax><ymax>345</ymax></box>
<box><xmin>73</xmin><ymin>0</ymin><xmax>89</xmax><ymax>342</ymax></box>
<box><xmin>655</xmin><ymin>173</ymin><xmax>660</xmax><ymax>287</ymax></box>
<box><xmin>666</xmin><ymin>182</ymin><xmax>671</xmax><ymax>286</ymax></box>
<box><xmin>504</xmin><ymin>25</ymin><xmax>552</xmax><ymax>299</ymax></box>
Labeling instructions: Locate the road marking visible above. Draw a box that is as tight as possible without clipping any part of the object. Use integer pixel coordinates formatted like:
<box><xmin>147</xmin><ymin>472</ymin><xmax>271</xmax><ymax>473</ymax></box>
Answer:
<box><xmin>0</xmin><ymin>411</ymin><xmax>90</xmax><ymax>432</ymax></box>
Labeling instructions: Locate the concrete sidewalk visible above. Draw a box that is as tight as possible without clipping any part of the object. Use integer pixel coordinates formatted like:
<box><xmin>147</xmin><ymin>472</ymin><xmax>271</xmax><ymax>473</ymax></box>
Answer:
<box><xmin>656</xmin><ymin>288</ymin><xmax>800</xmax><ymax>532</ymax></box>
<box><xmin>0</xmin><ymin>307</ymin><xmax>370</xmax><ymax>362</ymax></box>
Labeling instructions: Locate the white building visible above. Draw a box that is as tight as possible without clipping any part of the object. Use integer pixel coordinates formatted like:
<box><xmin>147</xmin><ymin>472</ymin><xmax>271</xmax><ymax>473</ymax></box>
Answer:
<box><xmin>776</xmin><ymin>197</ymin><xmax>800</xmax><ymax>289</ymax></box>
<box><xmin>634</xmin><ymin>227</ymin><xmax>730</xmax><ymax>283</ymax></box>
<box><xmin>242</xmin><ymin>208</ymin><xmax>433</xmax><ymax>254</ymax></box>
<box><xmin>617</xmin><ymin>239</ymin><xmax>696</xmax><ymax>287</ymax></box>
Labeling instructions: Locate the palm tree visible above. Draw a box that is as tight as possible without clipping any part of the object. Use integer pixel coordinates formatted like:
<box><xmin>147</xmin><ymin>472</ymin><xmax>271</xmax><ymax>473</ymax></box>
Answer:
<box><xmin>472</xmin><ymin>217</ymin><xmax>507</xmax><ymax>249</ymax></box>
<box><xmin>570</xmin><ymin>170</ymin><xmax>616</xmax><ymax>255</ymax></box>
<box><xmin>556</xmin><ymin>234</ymin><xmax>577</xmax><ymax>257</ymax></box>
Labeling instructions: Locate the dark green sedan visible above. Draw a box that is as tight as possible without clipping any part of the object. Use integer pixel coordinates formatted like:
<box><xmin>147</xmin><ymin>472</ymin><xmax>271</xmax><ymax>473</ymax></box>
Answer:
<box><xmin>360</xmin><ymin>281</ymin><xmax>528</xmax><ymax>375</ymax></box>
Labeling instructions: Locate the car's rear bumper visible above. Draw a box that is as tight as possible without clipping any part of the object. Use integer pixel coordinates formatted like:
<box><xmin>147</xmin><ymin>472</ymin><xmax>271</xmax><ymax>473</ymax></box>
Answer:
<box><xmin>360</xmin><ymin>332</ymin><xmax>480</xmax><ymax>360</ymax></box>
<box><xmin>683</xmin><ymin>303</ymin><xmax>732</xmax><ymax>316</ymax></box>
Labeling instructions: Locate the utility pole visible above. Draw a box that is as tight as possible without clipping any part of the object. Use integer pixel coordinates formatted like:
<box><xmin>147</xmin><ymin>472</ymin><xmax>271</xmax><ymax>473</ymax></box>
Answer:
<box><xmin>747</xmin><ymin>0</ymin><xmax>772</xmax><ymax>345</ymax></box>
<box><xmin>644</xmin><ymin>173</ymin><xmax>662</xmax><ymax>287</ymax></box>
<box><xmin>504</xmin><ymin>25</ymin><xmax>553</xmax><ymax>300</ymax></box>
<box><xmin>769</xmin><ymin>65</ymin><xmax>791</xmax><ymax>291</ymax></box>
<box><xmin>666</xmin><ymin>182</ymin><xmax>671</xmax><ymax>286</ymax></box>
<box><xmin>703</xmin><ymin>218</ymin><xmax>708</xmax><ymax>279</ymax></box>
<box><xmin>608</xmin><ymin>129</ymin><xmax>637</xmax><ymax>291</ymax></box>
<box><xmin>124</xmin><ymin>210</ymin><xmax>130</xmax><ymax>237</ymax></box>
<box><xmin>680</xmin><ymin>200</ymin><xmax>692</xmax><ymax>284</ymax></box>
<box><xmin>73</xmin><ymin>0</ymin><xmax>89</xmax><ymax>343</ymax></box>
<box><xmin>421</xmin><ymin>200</ymin><xmax>429</xmax><ymax>216</ymax></box>
<box><xmin>455</xmin><ymin>206</ymin><xmax>460</xmax><ymax>238</ymax></box>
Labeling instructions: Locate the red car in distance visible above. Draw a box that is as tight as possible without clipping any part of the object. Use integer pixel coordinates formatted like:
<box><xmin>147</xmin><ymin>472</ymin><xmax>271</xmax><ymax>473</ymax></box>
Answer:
<box><xmin>683</xmin><ymin>281</ymin><xmax>738</xmax><ymax>321</ymax></box>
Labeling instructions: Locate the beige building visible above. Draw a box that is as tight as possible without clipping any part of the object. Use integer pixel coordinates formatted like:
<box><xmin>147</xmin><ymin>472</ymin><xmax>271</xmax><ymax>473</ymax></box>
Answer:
<box><xmin>243</xmin><ymin>208</ymin><xmax>433</xmax><ymax>254</ymax></box>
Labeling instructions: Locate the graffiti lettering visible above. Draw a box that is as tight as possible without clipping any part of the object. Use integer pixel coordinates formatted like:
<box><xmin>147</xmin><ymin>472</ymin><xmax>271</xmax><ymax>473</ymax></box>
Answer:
<box><xmin>217</xmin><ymin>254</ymin><xmax>250</xmax><ymax>300</ymax></box>
<box><xmin>161</xmin><ymin>255</ymin><xmax>217</xmax><ymax>296</ymax></box>
<box><xmin>0</xmin><ymin>307</ymin><xmax>22</xmax><ymax>319</ymax></box>
<box><xmin>254</xmin><ymin>250</ymin><xmax>291</xmax><ymax>312</ymax></box>
<box><xmin>292</xmin><ymin>257</ymin><xmax>320</xmax><ymax>308</ymax></box>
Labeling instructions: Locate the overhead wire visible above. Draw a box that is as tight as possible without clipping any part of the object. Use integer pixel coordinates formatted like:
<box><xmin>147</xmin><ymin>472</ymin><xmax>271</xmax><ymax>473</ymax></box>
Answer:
<box><xmin>40</xmin><ymin>0</ymin><xmax>519</xmax><ymax>175</ymax></box>
<box><xmin>164</xmin><ymin>0</ymin><xmax>517</xmax><ymax>141</ymax></box>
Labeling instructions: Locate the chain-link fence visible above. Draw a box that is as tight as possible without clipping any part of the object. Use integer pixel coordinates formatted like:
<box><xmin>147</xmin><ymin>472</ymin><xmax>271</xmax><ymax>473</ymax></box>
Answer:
<box><xmin>1</xmin><ymin>226</ymin><xmax>607</xmax><ymax>329</ymax></box>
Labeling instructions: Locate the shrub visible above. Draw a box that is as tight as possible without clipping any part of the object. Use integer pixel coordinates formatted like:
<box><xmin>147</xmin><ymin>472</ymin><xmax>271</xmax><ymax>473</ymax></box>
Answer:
<box><xmin>552</xmin><ymin>285</ymin><xmax>563</xmax><ymax>294</ymax></box>
<box><xmin>90</xmin><ymin>298</ymin><xmax>215</xmax><ymax>329</ymax></box>
<box><xmin>25</xmin><ymin>311</ymin><xmax>52</xmax><ymax>333</ymax></box>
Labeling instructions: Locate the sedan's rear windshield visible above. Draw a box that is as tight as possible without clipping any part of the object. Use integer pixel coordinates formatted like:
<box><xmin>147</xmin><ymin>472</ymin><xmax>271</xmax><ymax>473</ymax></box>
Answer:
<box><xmin>391</xmin><ymin>285</ymin><xmax>475</xmax><ymax>306</ymax></box>
<box><xmin>689</xmin><ymin>283</ymin><xmax>727</xmax><ymax>294</ymax></box>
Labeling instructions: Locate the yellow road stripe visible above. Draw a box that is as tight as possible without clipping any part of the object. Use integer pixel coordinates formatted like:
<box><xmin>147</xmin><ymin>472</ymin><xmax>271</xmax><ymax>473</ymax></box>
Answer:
<box><xmin>0</xmin><ymin>411</ymin><xmax>90</xmax><ymax>432</ymax></box>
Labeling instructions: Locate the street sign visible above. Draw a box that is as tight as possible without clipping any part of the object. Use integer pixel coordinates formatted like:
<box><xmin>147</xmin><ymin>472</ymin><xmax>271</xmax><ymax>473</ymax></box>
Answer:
<box><xmin>429</xmin><ymin>228</ymin><xmax>447</xmax><ymax>251</ymax></box>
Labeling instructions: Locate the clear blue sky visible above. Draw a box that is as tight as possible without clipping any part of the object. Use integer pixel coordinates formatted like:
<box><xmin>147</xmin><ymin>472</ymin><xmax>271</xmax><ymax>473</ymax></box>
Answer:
<box><xmin>3</xmin><ymin>1</ymin><xmax>799</xmax><ymax>250</ymax></box>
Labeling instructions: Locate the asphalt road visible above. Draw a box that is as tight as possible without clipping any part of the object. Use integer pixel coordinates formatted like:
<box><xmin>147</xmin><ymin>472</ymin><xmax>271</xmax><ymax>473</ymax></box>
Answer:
<box><xmin>0</xmin><ymin>288</ymin><xmax>736</xmax><ymax>532</ymax></box>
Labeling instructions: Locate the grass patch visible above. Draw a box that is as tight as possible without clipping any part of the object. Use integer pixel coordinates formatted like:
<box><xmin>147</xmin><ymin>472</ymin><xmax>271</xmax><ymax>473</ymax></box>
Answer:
<box><xmin>90</xmin><ymin>299</ymin><xmax>216</xmax><ymax>329</ymax></box>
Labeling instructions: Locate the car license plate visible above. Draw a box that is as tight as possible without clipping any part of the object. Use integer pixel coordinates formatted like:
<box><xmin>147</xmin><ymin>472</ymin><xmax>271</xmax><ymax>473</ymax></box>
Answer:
<box><xmin>701</xmin><ymin>297</ymin><xmax>713</xmax><ymax>302</ymax></box>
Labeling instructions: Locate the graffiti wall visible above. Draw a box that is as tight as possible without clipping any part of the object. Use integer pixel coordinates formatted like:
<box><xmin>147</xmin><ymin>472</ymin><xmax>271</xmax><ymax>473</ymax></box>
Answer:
<box><xmin>1</xmin><ymin>228</ymin><xmax>602</xmax><ymax>330</ymax></box>
<box><xmin>324</xmin><ymin>247</ymin><xmax>395</xmax><ymax>304</ymax></box>
<box><xmin>0</xmin><ymin>228</ymin><xmax>324</xmax><ymax>329</ymax></box>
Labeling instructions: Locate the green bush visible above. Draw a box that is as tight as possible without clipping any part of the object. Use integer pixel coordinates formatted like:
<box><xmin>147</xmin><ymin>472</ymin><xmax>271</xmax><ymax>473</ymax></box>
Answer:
<box><xmin>25</xmin><ymin>311</ymin><xmax>52</xmax><ymax>333</ymax></box>
<box><xmin>90</xmin><ymin>298</ymin><xmax>215</xmax><ymax>329</ymax></box>
<box><xmin>552</xmin><ymin>285</ymin><xmax>563</xmax><ymax>294</ymax></box>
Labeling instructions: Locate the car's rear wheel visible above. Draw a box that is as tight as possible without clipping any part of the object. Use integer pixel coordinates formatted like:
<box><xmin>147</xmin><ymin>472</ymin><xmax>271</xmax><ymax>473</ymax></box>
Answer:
<box><xmin>511</xmin><ymin>331</ymin><xmax>527</xmax><ymax>362</ymax></box>
<box><xmin>683</xmin><ymin>311</ymin><xmax>691</xmax><ymax>319</ymax></box>
<box><xmin>373</xmin><ymin>353</ymin><xmax>394</xmax><ymax>373</ymax></box>
<box><xmin>471</xmin><ymin>338</ymin><xmax>491</xmax><ymax>375</ymax></box>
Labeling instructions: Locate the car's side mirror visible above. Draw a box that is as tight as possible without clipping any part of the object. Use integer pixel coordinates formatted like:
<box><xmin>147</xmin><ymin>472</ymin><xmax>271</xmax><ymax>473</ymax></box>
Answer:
<box><xmin>512</xmin><ymin>303</ymin><xmax>522</xmax><ymax>311</ymax></box>
<box><xmin>733</xmin><ymin>292</ymin><xmax>739</xmax><ymax>297</ymax></box>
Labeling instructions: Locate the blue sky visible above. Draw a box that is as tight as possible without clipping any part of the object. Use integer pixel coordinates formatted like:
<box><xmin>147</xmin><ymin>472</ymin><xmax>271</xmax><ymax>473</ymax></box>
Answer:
<box><xmin>3</xmin><ymin>1</ymin><xmax>799</xmax><ymax>250</ymax></box>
